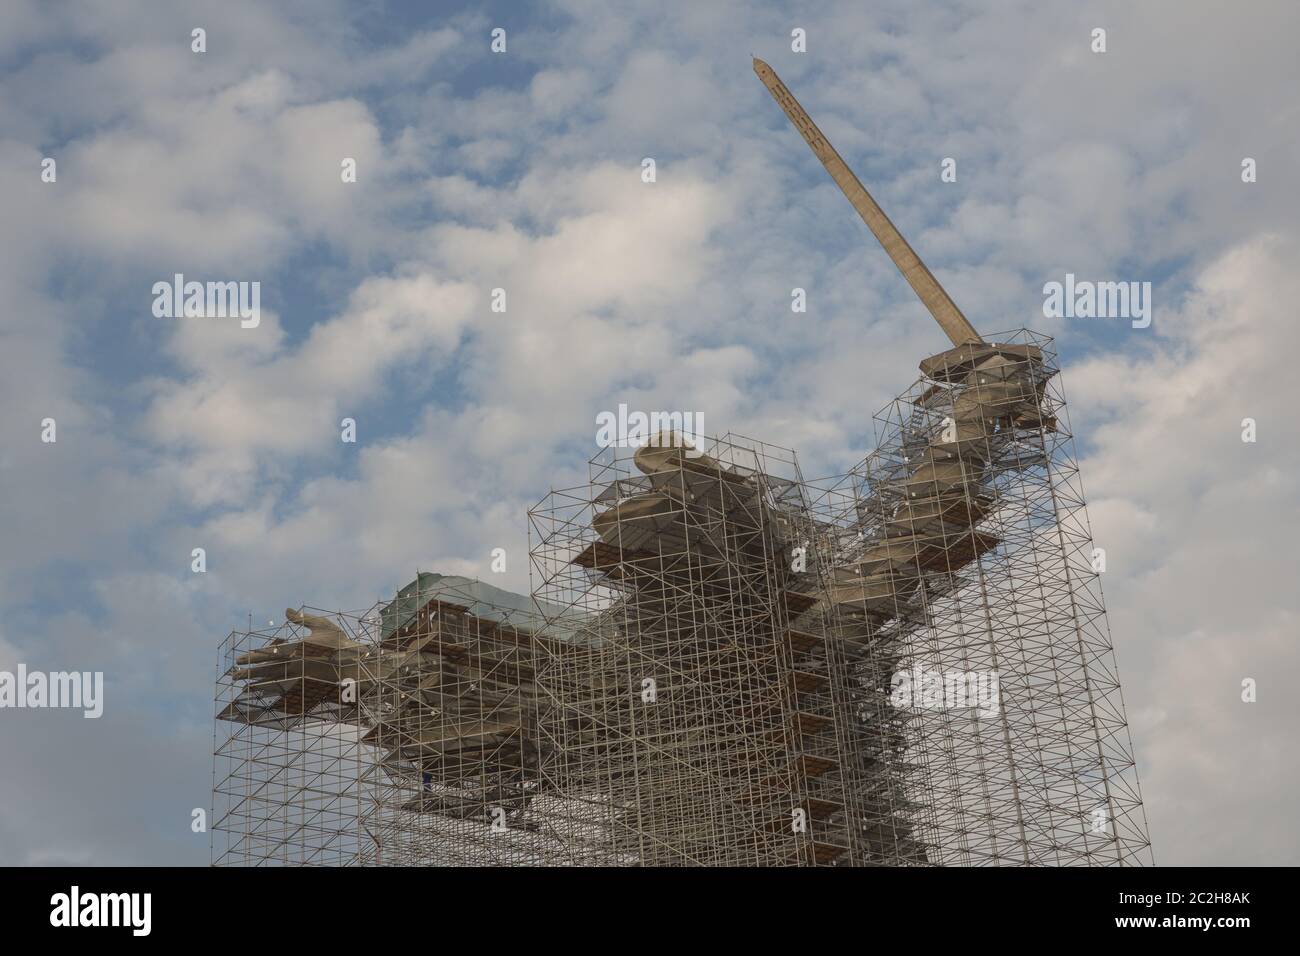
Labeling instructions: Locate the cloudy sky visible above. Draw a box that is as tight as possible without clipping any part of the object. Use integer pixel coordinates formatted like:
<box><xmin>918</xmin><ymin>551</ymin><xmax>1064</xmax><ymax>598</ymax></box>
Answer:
<box><xmin>0</xmin><ymin>0</ymin><xmax>1296</xmax><ymax>865</ymax></box>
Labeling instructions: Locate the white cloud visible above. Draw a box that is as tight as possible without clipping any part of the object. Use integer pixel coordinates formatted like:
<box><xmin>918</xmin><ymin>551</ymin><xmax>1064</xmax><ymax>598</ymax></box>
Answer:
<box><xmin>1</xmin><ymin>0</ymin><xmax>1296</xmax><ymax>867</ymax></box>
<box><xmin>1073</xmin><ymin>235</ymin><xmax>1300</xmax><ymax>864</ymax></box>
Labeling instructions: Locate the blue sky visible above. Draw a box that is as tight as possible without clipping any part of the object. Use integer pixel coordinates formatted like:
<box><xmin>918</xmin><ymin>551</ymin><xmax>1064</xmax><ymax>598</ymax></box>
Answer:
<box><xmin>1</xmin><ymin>0</ymin><xmax>1297</xmax><ymax>865</ymax></box>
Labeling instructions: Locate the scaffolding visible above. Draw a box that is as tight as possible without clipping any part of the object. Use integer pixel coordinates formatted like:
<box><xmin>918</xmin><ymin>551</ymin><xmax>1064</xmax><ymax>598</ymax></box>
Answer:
<box><xmin>212</xmin><ymin>576</ymin><xmax>580</xmax><ymax>866</ymax></box>
<box><xmin>212</xmin><ymin>330</ymin><xmax>1151</xmax><ymax>866</ymax></box>
<box><xmin>525</xmin><ymin>327</ymin><xmax>1149</xmax><ymax>866</ymax></box>
<box><xmin>528</xmin><ymin>433</ymin><xmax>918</xmax><ymax>864</ymax></box>
<box><xmin>813</xmin><ymin>329</ymin><xmax>1152</xmax><ymax>865</ymax></box>
<box><xmin>212</xmin><ymin>54</ymin><xmax>1154</xmax><ymax>867</ymax></box>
